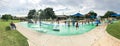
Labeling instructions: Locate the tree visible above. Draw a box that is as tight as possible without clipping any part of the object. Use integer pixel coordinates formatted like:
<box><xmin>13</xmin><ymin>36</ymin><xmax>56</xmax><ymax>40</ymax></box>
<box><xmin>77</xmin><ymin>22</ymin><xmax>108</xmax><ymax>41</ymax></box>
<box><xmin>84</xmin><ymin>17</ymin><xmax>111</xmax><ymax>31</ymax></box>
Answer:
<box><xmin>39</xmin><ymin>9</ymin><xmax>46</xmax><ymax>19</ymax></box>
<box><xmin>1</xmin><ymin>14</ymin><xmax>12</xmax><ymax>21</ymax></box>
<box><xmin>88</xmin><ymin>10</ymin><xmax>97</xmax><ymax>19</ymax></box>
<box><xmin>103</xmin><ymin>11</ymin><xmax>116</xmax><ymax>18</ymax></box>
<box><xmin>44</xmin><ymin>7</ymin><xmax>56</xmax><ymax>19</ymax></box>
<box><xmin>85</xmin><ymin>14</ymin><xmax>90</xmax><ymax>18</ymax></box>
<box><xmin>27</xmin><ymin>9</ymin><xmax>36</xmax><ymax>19</ymax></box>
<box><xmin>85</xmin><ymin>11</ymin><xmax>97</xmax><ymax>20</ymax></box>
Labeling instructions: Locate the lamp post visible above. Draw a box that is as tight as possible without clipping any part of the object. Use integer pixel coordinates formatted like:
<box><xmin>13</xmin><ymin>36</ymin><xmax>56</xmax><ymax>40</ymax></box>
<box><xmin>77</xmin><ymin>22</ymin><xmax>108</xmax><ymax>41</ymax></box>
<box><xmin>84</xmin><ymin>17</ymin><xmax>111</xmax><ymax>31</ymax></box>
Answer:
<box><xmin>34</xmin><ymin>11</ymin><xmax>38</xmax><ymax>24</ymax></box>
<box><xmin>38</xmin><ymin>11</ymin><xmax>41</xmax><ymax>26</ymax></box>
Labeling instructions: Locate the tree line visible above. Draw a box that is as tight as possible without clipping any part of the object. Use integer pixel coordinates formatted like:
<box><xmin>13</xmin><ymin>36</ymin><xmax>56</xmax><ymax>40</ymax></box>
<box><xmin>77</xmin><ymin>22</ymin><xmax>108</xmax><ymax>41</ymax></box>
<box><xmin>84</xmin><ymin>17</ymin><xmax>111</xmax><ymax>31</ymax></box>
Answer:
<box><xmin>27</xmin><ymin>7</ymin><xmax>56</xmax><ymax>20</ymax></box>
<box><xmin>27</xmin><ymin>7</ymin><xmax>118</xmax><ymax>20</ymax></box>
<box><xmin>0</xmin><ymin>14</ymin><xmax>19</xmax><ymax>21</ymax></box>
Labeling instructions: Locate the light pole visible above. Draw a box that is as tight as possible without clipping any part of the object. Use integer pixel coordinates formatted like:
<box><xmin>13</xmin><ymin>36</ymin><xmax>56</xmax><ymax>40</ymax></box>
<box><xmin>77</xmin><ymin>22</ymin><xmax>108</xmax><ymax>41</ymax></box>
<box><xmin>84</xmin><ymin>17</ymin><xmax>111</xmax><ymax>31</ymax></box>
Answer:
<box><xmin>38</xmin><ymin>11</ymin><xmax>41</xmax><ymax>26</ymax></box>
<box><xmin>34</xmin><ymin>11</ymin><xmax>38</xmax><ymax>24</ymax></box>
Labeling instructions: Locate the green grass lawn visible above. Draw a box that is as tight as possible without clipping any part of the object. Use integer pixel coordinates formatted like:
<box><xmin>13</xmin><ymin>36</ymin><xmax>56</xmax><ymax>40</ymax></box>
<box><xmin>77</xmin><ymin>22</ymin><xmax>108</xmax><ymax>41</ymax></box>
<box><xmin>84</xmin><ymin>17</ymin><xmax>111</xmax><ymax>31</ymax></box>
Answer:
<box><xmin>0</xmin><ymin>20</ymin><xmax>28</xmax><ymax>46</ymax></box>
<box><xmin>107</xmin><ymin>20</ymin><xmax>120</xmax><ymax>39</ymax></box>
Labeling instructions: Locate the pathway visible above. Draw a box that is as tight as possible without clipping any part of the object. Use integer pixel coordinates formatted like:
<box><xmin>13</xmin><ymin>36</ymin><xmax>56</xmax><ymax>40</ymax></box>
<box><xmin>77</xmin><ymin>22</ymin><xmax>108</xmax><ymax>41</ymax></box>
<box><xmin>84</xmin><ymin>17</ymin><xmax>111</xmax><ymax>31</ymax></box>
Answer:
<box><xmin>15</xmin><ymin>23</ymin><xmax>120</xmax><ymax>46</ymax></box>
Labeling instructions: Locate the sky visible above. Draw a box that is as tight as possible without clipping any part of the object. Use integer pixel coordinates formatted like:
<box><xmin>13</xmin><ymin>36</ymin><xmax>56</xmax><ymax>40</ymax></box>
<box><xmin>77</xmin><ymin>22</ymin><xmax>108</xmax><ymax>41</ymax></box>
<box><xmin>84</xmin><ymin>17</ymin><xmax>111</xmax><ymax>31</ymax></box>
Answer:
<box><xmin>0</xmin><ymin>0</ymin><xmax>120</xmax><ymax>17</ymax></box>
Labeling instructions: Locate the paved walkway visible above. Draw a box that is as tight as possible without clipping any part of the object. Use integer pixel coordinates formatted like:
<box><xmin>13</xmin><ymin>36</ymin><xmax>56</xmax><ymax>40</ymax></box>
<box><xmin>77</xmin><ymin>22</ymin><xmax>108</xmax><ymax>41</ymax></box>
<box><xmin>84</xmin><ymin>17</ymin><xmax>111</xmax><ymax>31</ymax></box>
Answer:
<box><xmin>16</xmin><ymin>23</ymin><xmax>120</xmax><ymax>46</ymax></box>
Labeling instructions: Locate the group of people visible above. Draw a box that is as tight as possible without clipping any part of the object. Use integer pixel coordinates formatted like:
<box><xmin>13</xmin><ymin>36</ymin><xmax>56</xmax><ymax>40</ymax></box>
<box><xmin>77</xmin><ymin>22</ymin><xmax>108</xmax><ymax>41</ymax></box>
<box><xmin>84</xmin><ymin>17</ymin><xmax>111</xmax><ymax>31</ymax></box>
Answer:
<box><xmin>64</xmin><ymin>20</ymin><xmax>79</xmax><ymax>29</ymax></box>
<box><xmin>63</xmin><ymin>19</ymin><xmax>101</xmax><ymax>29</ymax></box>
<box><xmin>57</xmin><ymin>18</ymin><xmax>102</xmax><ymax>28</ymax></box>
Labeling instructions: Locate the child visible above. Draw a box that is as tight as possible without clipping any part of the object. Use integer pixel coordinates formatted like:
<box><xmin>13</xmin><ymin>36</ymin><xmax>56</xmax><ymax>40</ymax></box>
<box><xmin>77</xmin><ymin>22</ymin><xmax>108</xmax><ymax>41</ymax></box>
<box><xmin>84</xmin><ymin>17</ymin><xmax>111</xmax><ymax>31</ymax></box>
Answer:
<box><xmin>76</xmin><ymin>21</ymin><xmax>79</xmax><ymax>29</ymax></box>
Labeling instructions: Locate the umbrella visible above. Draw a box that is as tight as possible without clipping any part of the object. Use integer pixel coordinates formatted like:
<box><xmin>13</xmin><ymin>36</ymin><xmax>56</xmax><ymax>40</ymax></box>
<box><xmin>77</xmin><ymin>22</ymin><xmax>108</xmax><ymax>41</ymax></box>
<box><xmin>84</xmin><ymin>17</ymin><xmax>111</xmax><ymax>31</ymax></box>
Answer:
<box><xmin>111</xmin><ymin>13</ymin><xmax>120</xmax><ymax>16</ymax></box>
<box><xmin>72</xmin><ymin>13</ymin><xmax>83</xmax><ymax>16</ymax></box>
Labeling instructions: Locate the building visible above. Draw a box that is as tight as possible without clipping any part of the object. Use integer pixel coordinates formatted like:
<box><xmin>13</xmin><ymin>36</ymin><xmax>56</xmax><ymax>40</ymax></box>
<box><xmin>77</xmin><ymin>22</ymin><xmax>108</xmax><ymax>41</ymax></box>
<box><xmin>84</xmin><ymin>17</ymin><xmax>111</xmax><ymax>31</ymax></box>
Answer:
<box><xmin>56</xmin><ymin>15</ymin><xmax>68</xmax><ymax>20</ymax></box>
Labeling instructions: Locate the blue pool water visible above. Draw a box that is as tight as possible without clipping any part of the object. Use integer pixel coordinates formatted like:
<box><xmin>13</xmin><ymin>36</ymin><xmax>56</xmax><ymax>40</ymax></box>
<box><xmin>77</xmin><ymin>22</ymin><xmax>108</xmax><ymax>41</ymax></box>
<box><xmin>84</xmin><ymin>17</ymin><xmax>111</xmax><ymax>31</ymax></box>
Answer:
<box><xmin>20</xmin><ymin>22</ymin><xmax>96</xmax><ymax>36</ymax></box>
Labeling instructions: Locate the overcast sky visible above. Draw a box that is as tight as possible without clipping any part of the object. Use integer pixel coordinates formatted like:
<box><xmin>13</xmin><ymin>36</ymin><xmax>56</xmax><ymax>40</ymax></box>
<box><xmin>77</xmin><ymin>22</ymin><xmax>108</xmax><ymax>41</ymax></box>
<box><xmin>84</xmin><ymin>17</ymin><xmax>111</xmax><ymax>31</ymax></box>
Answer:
<box><xmin>0</xmin><ymin>0</ymin><xmax>120</xmax><ymax>17</ymax></box>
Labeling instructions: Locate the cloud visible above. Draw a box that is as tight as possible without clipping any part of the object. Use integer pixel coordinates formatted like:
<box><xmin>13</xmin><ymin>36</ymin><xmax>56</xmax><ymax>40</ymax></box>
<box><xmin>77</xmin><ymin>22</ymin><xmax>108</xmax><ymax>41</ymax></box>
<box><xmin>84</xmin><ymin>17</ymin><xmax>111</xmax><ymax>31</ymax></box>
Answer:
<box><xmin>0</xmin><ymin>0</ymin><xmax>120</xmax><ymax>16</ymax></box>
<box><xmin>94</xmin><ymin>0</ymin><xmax>120</xmax><ymax>12</ymax></box>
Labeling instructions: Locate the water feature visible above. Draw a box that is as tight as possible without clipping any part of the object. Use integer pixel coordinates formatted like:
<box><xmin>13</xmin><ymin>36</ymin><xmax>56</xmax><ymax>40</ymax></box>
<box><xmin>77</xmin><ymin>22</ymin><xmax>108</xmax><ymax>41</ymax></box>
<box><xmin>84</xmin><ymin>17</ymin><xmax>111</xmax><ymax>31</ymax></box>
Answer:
<box><xmin>20</xmin><ymin>21</ymin><xmax>96</xmax><ymax>36</ymax></box>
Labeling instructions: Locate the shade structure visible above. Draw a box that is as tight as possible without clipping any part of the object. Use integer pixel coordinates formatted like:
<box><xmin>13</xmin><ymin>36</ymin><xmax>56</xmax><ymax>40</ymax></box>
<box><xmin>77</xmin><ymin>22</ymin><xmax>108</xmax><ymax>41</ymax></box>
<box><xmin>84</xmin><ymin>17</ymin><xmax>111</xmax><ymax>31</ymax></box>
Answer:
<box><xmin>111</xmin><ymin>13</ymin><xmax>120</xmax><ymax>16</ymax></box>
<box><xmin>72</xmin><ymin>13</ymin><xmax>83</xmax><ymax>16</ymax></box>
